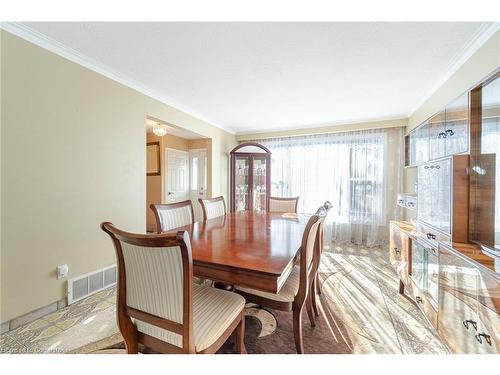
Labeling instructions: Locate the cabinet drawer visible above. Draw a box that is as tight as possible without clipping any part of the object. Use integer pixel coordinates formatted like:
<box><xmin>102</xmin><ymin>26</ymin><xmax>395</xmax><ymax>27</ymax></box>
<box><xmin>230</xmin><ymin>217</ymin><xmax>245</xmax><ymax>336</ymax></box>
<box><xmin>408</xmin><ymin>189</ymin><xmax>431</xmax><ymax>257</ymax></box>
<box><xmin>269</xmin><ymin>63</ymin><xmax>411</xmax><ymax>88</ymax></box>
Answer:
<box><xmin>437</xmin><ymin>285</ymin><xmax>479</xmax><ymax>353</ymax></box>
<box><xmin>475</xmin><ymin>267</ymin><xmax>500</xmax><ymax>354</ymax></box>
<box><xmin>476</xmin><ymin>304</ymin><xmax>500</xmax><ymax>354</ymax></box>
<box><xmin>416</xmin><ymin>221</ymin><xmax>450</xmax><ymax>244</ymax></box>
<box><xmin>411</xmin><ymin>279</ymin><xmax>438</xmax><ymax>328</ymax></box>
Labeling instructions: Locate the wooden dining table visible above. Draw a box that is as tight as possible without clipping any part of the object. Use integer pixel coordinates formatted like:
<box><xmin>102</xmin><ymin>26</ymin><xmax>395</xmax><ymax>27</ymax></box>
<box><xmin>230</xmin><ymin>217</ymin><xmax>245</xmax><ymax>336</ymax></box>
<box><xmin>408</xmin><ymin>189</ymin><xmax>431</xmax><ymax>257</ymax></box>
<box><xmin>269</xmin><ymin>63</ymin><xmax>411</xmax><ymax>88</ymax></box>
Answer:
<box><xmin>167</xmin><ymin>211</ymin><xmax>311</xmax><ymax>293</ymax></box>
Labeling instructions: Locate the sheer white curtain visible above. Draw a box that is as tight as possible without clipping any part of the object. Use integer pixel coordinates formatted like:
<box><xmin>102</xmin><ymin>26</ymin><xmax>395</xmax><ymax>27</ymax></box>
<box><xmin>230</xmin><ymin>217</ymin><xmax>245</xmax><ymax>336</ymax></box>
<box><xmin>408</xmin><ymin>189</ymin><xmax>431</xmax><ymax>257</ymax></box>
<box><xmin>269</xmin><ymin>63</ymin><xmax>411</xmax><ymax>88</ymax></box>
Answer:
<box><xmin>254</xmin><ymin>127</ymin><xmax>404</xmax><ymax>247</ymax></box>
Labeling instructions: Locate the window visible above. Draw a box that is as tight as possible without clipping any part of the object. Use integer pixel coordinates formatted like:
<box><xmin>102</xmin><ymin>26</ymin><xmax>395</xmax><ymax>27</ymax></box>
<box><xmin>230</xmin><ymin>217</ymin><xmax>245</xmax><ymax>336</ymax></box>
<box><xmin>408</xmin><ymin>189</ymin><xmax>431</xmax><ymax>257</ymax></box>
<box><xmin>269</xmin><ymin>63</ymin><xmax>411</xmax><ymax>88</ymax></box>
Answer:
<box><xmin>255</xmin><ymin>127</ymin><xmax>403</xmax><ymax>246</ymax></box>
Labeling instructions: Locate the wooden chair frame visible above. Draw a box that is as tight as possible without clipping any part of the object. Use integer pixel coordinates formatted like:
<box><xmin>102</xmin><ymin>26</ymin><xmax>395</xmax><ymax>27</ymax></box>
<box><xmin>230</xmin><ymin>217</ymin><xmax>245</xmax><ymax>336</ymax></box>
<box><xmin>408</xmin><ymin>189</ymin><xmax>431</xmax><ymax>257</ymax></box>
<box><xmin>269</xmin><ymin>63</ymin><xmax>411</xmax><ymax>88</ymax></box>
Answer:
<box><xmin>198</xmin><ymin>196</ymin><xmax>226</xmax><ymax>221</ymax></box>
<box><xmin>101</xmin><ymin>222</ymin><xmax>245</xmax><ymax>354</ymax></box>
<box><xmin>311</xmin><ymin>201</ymin><xmax>333</xmax><ymax>316</ymax></box>
<box><xmin>235</xmin><ymin>207</ymin><xmax>326</xmax><ymax>353</ymax></box>
<box><xmin>268</xmin><ymin>196</ymin><xmax>300</xmax><ymax>213</ymax></box>
<box><xmin>150</xmin><ymin>200</ymin><xmax>195</xmax><ymax>233</ymax></box>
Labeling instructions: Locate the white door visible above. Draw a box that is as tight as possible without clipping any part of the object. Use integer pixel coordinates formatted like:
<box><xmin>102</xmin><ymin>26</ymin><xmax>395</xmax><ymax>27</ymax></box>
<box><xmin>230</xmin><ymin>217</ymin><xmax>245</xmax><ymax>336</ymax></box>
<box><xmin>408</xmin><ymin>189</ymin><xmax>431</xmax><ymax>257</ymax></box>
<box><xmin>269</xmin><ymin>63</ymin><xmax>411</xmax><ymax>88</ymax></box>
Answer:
<box><xmin>189</xmin><ymin>149</ymin><xmax>207</xmax><ymax>221</ymax></box>
<box><xmin>165</xmin><ymin>148</ymin><xmax>189</xmax><ymax>203</ymax></box>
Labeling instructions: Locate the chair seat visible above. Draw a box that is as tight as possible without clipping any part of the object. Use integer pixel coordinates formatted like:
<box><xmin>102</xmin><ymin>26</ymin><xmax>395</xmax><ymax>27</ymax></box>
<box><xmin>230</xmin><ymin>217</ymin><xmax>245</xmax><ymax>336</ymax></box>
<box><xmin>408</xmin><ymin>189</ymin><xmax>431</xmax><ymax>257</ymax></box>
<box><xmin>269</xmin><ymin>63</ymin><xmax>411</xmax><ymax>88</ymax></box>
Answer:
<box><xmin>133</xmin><ymin>285</ymin><xmax>245</xmax><ymax>352</ymax></box>
<box><xmin>236</xmin><ymin>265</ymin><xmax>300</xmax><ymax>303</ymax></box>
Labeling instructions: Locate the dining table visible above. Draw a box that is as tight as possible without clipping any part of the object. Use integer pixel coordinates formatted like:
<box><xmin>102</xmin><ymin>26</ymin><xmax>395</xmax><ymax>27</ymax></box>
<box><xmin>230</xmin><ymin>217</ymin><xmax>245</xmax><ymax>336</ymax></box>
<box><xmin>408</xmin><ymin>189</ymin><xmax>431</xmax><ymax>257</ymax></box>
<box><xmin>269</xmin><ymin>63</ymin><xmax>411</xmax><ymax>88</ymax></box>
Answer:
<box><xmin>166</xmin><ymin>210</ymin><xmax>311</xmax><ymax>293</ymax></box>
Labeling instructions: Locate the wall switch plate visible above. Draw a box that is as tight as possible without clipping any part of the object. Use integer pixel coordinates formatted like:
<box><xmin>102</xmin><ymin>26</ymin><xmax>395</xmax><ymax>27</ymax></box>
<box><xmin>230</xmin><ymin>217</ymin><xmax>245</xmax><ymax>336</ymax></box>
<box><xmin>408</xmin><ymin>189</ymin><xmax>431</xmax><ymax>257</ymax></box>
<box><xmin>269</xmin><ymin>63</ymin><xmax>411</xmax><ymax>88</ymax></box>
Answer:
<box><xmin>57</xmin><ymin>264</ymin><xmax>69</xmax><ymax>279</ymax></box>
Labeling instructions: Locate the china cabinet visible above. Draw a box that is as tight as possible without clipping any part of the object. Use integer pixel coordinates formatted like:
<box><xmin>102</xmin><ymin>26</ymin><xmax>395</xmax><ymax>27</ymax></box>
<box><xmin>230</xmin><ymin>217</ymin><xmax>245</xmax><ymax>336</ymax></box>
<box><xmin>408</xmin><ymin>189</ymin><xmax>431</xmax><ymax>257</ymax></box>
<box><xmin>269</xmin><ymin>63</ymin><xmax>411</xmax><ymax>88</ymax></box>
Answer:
<box><xmin>390</xmin><ymin>67</ymin><xmax>499</xmax><ymax>354</ymax></box>
<box><xmin>230</xmin><ymin>142</ymin><xmax>271</xmax><ymax>212</ymax></box>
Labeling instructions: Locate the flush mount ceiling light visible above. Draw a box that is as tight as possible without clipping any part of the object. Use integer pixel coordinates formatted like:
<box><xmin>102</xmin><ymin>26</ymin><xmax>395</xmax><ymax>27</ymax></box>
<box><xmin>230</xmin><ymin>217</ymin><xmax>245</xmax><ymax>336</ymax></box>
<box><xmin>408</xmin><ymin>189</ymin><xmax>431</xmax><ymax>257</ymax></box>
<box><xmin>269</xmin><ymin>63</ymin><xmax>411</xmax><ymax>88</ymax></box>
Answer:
<box><xmin>153</xmin><ymin>122</ymin><xmax>168</xmax><ymax>137</ymax></box>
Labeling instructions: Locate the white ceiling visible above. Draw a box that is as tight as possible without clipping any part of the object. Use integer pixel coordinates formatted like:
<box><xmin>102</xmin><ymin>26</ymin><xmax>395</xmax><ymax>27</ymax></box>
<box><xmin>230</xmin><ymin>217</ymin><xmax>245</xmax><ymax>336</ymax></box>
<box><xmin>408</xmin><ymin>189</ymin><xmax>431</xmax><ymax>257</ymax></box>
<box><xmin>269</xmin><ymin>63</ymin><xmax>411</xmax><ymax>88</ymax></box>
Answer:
<box><xmin>11</xmin><ymin>22</ymin><xmax>499</xmax><ymax>134</ymax></box>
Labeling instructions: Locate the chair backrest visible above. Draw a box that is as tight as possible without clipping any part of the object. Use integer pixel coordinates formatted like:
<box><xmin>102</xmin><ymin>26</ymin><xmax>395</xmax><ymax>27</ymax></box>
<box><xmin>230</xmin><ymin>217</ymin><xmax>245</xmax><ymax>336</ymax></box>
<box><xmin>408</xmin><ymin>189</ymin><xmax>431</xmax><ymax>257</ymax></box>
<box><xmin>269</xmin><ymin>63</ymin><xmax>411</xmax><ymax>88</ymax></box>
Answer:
<box><xmin>150</xmin><ymin>200</ymin><xmax>195</xmax><ymax>232</ymax></box>
<box><xmin>198</xmin><ymin>196</ymin><xmax>226</xmax><ymax>220</ymax></box>
<box><xmin>296</xmin><ymin>207</ymin><xmax>326</xmax><ymax>303</ymax></box>
<box><xmin>268</xmin><ymin>196</ymin><xmax>300</xmax><ymax>213</ymax></box>
<box><xmin>101</xmin><ymin>222</ymin><xmax>194</xmax><ymax>352</ymax></box>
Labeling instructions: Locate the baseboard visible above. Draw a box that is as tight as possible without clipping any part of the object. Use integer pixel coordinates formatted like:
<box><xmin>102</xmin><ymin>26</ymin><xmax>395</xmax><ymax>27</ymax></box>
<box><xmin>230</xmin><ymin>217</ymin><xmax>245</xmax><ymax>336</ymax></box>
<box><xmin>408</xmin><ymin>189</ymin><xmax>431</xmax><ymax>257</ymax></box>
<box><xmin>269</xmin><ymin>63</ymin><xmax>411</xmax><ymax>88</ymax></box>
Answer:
<box><xmin>1</xmin><ymin>297</ymin><xmax>68</xmax><ymax>334</ymax></box>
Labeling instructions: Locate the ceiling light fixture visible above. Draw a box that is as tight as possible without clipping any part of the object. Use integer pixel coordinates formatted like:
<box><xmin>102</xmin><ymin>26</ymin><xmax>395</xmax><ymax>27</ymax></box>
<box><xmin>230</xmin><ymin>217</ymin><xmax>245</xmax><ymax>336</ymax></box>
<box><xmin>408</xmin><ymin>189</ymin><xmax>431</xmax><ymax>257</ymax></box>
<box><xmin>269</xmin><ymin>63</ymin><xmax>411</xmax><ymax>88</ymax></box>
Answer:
<box><xmin>153</xmin><ymin>122</ymin><xmax>168</xmax><ymax>137</ymax></box>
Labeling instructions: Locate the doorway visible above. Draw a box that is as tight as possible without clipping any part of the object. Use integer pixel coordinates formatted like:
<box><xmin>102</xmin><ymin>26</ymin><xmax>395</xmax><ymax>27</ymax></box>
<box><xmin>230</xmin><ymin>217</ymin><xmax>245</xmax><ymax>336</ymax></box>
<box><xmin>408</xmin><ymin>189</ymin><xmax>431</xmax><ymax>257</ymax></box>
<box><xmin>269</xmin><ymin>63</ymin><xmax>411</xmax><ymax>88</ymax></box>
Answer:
<box><xmin>189</xmin><ymin>149</ymin><xmax>208</xmax><ymax>221</ymax></box>
<box><xmin>145</xmin><ymin>117</ymin><xmax>211</xmax><ymax>232</ymax></box>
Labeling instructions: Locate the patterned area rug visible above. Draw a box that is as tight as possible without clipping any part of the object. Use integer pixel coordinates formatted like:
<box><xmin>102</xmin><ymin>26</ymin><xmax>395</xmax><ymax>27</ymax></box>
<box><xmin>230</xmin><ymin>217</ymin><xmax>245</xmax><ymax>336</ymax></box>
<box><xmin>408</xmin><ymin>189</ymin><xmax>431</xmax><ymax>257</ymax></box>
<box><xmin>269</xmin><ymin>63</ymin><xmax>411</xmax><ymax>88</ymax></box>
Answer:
<box><xmin>0</xmin><ymin>244</ymin><xmax>449</xmax><ymax>354</ymax></box>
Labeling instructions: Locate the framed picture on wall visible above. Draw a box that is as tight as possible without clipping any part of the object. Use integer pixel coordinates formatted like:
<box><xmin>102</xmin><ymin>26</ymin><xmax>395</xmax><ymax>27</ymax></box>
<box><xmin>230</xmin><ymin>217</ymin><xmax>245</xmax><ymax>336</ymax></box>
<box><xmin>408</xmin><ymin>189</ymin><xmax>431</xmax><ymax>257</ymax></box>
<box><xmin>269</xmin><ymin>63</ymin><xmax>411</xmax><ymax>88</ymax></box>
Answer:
<box><xmin>146</xmin><ymin>141</ymin><xmax>160</xmax><ymax>176</ymax></box>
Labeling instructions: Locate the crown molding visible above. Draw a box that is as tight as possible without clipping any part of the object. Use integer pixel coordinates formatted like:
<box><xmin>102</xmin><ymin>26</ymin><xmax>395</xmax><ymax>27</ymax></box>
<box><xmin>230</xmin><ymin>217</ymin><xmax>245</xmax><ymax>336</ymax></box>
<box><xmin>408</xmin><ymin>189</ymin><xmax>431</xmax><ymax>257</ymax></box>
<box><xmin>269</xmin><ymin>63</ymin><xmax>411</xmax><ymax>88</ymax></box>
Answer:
<box><xmin>0</xmin><ymin>22</ymin><xmax>236</xmax><ymax>135</ymax></box>
<box><xmin>409</xmin><ymin>22</ymin><xmax>500</xmax><ymax>117</ymax></box>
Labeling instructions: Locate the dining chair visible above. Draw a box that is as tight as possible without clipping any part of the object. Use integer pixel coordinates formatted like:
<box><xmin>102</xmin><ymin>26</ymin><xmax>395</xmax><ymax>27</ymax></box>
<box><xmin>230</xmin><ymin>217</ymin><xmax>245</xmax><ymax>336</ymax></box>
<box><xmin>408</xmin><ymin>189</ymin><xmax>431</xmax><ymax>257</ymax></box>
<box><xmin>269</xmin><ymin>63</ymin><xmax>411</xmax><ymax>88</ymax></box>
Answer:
<box><xmin>311</xmin><ymin>201</ymin><xmax>333</xmax><ymax>316</ymax></box>
<box><xmin>150</xmin><ymin>200</ymin><xmax>210</xmax><ymax>286</ymax></box>
<box><xmin>268</xmin><ymin>196</ymin><xmax>300</xmax><ymax>213</ymax></box>
<box><xmin>199</xmin><ymin>196</ymin><xmax>226</xmax><ymax>220</ymax></box>
<box><xmin>150</xmin><ymin>200</ymin><xmax>194</xmax><ymax>233</ymax></box>
<box><xmin>234</xmin><ymin>206</ymin><xmax>327</xmax><ymax>354</ymax></box>
<box><xmin>101</xmin><ymin>222</ymin><xmax>246</xmax><ymax>354</ymax></box>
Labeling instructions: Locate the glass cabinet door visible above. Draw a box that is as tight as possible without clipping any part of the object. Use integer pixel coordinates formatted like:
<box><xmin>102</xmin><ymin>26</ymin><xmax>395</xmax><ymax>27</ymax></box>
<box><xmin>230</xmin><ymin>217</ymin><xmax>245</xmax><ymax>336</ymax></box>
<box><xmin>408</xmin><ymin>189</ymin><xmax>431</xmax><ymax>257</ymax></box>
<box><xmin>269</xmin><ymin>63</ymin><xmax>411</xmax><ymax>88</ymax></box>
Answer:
<box><xmin>428</xmin><ymin>110</ymin><xmax>446</xmax><ymax>160</ymax></box>
<box><xmin>419</xmin><ymin>158</ymin><xmax>451</xmax><ymax>232</ymax></box>
<box><xmin>252</xmin><ymin>157</ymin><xmax>267</xmax><ymax>212</ymax></box>
<box><xmin>416</xmin><ymin>121</ymin><xmax>430</xmax><ymax>164</ymax></box>
<box><xmin>235</xmin><ymin>157</ymin><xmax>249</xmax><ymax>211</ymax></box>
<box><xmin>435</xmin><ymin>157</ymin><xmax>451</xmax><ymax>233</ymax></box>
<box><xmin>417</xmin><ymin>164</ymin><xmax>432</xmax><ymax>224</ymax></box>
<box><xmin>408</xmin><ymin>130</ymin><xmax>417</xmax><ymax>166</ymax></box>
<box><xmin>471</xmin><ymin>75</ymin><xmax>500</xmax><ymax>249</ymax></box>
<box><xmin>426</xmin><ymin>247</ymin><xmax>439</xmax><ymax>306</ymax></box>
<box><xmin>445</xmin><ymin>92</ymin><xmax>469</xmax><ymax>156</ymax></box>
<box><xmin>411</xmin><ymin>241</ymin><xmax>426</xmax><ymax>291</ymax></box>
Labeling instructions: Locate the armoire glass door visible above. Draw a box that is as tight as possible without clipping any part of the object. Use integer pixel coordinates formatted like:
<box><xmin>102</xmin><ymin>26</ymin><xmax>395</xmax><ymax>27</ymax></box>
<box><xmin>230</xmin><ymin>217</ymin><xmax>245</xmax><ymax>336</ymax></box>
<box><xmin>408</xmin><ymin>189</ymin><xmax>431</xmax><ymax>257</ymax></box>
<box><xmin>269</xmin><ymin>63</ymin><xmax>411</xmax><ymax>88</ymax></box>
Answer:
<box><xmin>252</xmin><ymin>157</ymin><xmax>267</xmax><ymax>212</ymax></box>
<box><xmin>235</xmin><ymin>157</ymin><xmax>249</xmax><ymax>211</ymax></box>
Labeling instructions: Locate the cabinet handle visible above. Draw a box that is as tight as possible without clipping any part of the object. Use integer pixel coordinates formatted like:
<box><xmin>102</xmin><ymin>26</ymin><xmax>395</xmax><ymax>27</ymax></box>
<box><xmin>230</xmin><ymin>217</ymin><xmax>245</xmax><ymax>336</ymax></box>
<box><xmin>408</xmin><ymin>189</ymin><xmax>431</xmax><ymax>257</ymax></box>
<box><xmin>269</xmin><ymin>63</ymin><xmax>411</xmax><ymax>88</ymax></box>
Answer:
<box><xmin>394</xmin><ymin>247</ymin><xmax>400</xmax><ymax>254</ymax></box>
<box><xmin>445</xmin><ymin>129</ymin><xmax>455</xmax><ymax>137</ymax></box>
<box><xmin>475</xmin><ymin>333</ymin><xmax>492</xmax><ymax>346</ymax></box>
<box><xmin>426</xmin><ymin>233</ymin><xmax>436</xmax><ymax>240</ymax></box>
<box><xmin>438</xmin><ymin>132</ymin><xmax>447</xmax><ymax>139</ymax></box>
<box><xmin>462</xmin><ymin>319</ymin><xmax>477</xmax><ymax>331</ymax></box>
<box><xmin>415</xmin><ymin>296</ymin><xmax>423</xmax><ymax>304</ymax></box>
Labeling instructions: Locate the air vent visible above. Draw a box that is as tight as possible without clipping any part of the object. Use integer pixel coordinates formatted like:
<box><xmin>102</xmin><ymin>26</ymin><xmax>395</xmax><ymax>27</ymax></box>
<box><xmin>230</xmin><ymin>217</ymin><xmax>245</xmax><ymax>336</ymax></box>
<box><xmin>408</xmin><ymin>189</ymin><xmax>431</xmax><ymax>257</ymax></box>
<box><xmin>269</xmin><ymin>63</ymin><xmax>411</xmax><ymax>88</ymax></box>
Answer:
<box><xmin>67</xmin><ymin>264</ymin><xmax>117</xmax><ymax>304</ymax></box>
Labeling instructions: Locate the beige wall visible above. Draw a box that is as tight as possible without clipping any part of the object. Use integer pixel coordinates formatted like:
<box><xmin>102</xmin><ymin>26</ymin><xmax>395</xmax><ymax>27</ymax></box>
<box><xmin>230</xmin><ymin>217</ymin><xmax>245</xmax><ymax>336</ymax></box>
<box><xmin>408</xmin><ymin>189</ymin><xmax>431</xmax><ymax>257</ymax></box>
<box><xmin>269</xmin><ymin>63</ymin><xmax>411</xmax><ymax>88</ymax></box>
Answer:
<box><xmin>0</xmin><ymin>31</ymin><xmax>236</xmax><ymax>322</ymax></box>
<box><xmin>403</xmin><ymin>29</ymin><xmax>500</xmax><ymax>221</ymax></box>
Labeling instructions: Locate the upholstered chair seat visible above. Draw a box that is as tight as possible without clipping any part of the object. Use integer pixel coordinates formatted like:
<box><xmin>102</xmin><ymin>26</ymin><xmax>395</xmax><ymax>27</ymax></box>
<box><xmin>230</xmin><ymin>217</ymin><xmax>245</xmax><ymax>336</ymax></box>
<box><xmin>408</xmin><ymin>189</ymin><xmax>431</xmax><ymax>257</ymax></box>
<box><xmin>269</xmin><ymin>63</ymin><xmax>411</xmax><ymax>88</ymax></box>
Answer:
<box><xmin>236</xmin><ymin>266</ymin><xmax>300</xmax><ymax>303</ymax></box>
<box><xmin>134</xmin><ymin>284</ymin><xmax>245</xmax><ymax>352</ymax></box>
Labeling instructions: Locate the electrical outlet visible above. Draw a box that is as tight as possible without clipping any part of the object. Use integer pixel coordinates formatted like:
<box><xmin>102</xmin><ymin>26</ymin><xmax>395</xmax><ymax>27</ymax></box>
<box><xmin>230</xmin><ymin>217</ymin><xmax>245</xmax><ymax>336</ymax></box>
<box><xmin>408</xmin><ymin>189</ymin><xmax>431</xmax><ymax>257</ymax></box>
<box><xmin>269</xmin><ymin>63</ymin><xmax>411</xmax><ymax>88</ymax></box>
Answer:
<box><xmin>57</xmin><ymin>264</ymin><xmax>69</xmax><ymax>279</ymax></box>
